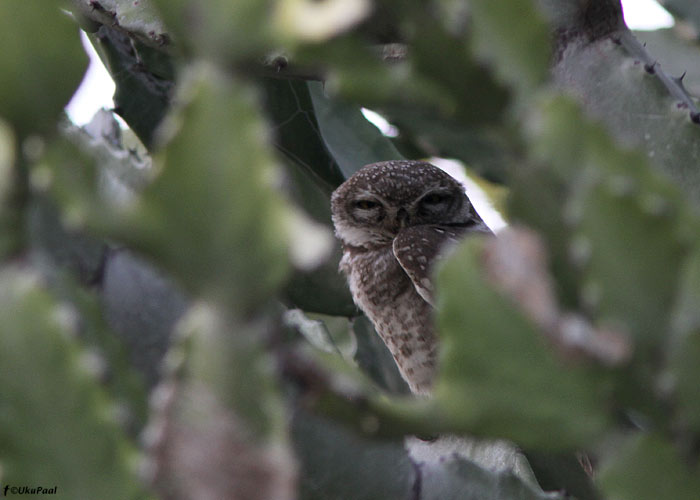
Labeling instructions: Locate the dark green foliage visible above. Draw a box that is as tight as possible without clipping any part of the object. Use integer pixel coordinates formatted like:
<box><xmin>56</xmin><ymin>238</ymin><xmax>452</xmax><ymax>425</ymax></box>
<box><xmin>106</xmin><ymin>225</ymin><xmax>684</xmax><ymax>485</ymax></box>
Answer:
<box><xmin>0</xmin><ymin>1</ymin><xmax>87</xmax><ymax>137</ymax></box>
<box><xmin>2</xmin><ymin>1</ymin><xmax>700</xmax><ymax>499</ymax></box>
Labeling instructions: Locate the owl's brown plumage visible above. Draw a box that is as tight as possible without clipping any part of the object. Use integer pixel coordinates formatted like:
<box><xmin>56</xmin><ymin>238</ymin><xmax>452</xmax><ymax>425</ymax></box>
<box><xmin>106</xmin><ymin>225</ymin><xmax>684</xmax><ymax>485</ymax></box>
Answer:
<box><xmin>331</xmin><ymin>160</ymin><xmax>491</xmax><ymax>394</ymax></box>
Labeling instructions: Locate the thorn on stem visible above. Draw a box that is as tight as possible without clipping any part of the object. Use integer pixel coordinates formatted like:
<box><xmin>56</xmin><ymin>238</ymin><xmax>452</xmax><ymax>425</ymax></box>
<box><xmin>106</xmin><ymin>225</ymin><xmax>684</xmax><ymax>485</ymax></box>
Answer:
<box><xmin>644</xmin><ymin>62</ymin><xmax>657</xmax><ymax>74</ymax></box>
<box><xmin>691</xmin><ymin>111</ymin><xmax>700</xmax><ymax>124</ymax></box>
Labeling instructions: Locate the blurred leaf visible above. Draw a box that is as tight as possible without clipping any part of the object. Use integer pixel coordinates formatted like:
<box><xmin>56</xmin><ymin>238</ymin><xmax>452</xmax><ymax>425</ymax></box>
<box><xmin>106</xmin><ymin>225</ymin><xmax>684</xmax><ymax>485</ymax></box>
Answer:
<box><xmin>381</xmin><ymin>109</ymin><xmax>514</xmax><ymax>184</ymax></box>
<box><xmin>597</xmin><ymin>433</ymin><xmax>700</xmax><ymax>500</ymax></box>
<box><xmin>0</xmin><ymin>1</ymin><xmax>87</xmax><ymax>137</ymax></box>
<box><xmin>101</xmin><ymin>250</ymin><xmax>189</xmax><ymax>389</ymax></box>
<box><xmin>569</xmin><ymin>155</ymin><xmax>690</xmax><ymax>347</ymax></box>
<box><xmin>658</xmin><ymin>0</ymin><xmax>700</xmax><ymax>35</ymax></box>
<box><xmin>0</xmin><ymin>268</ymin><xmax>149</xmax><ymax>499</ymax></box>
<box><xmin>433</xmin><ymin>238</ymin><xmax>611</xmax><ymax>450</ymax></box>
<box><xmin>293</xmin><ymin>411</ymin><xmax>414</xmax><ymax>500</ymax></box>
<box><xmin>669</xmin><ymin>246</ymin><xmax>700</xmax><ymax>434</ymax></box>
<box><xmin>272</xmin><ymin>0</ymin><xmax>371</xmax><ymax>42</ymax></box>
<box><xmin>34</xmin><ymin>136</ymin><xmax>109</xmax><ymax>229</ymax></box>
<box><xmin>125</xmin><ymin>64</ymin><xmax>291</xmax><ymax>311</ymax></box>
<box><xmin>151</xmin><ymin>304</ymin><xmax>296</xmax><ymax>500</ymax></box>
<box><xmin>469</xmin><ymin>0</ymin><xmax>551</xmax><ymax>95</ymax></box>
<box><xmin>151</xmin><ymin>0</ymin><xmax>274</xmax><ymax>61</ymax></box>
<box><xmin>410</xmin><ymin>15</ymin><xmax>510</xmax><ymax>126</ymax></box>
<box><xmin>27</xmin><ymin>195</ymin><xmax>106</xmax><ymax>285</ymax></box>
<box><xmin>73</xmin><ymin>0</ymin><xmax>168</xmax><ymax>44</ymax></box>
<box><xmin>0</xmin><ymin>118</ymin><xmax>19</xmax><ymax>258</ymax></box>
<box><xmin>293</xmin><ymin>411</ymin><xmax>563</xmax><ymax>500</ymax></box>
<box><xmin>552</xmin><ymin>26</ymin><xmax>700</xmax><ymax>206</ymax></box>
<box><xmin>526</xmin><ymin>95</ymin><xmax>696</xmax><ymax>349</ymax></box>
<box><xmin>309</xmin><ymin>81</ymin><xmax>403</xmax><ymax>177</ymax></box>
<box><xmin>38</xmin><ymin>269</ymin><xmax>150</xmax><ymax>432</ymax></box>
<box><xmin>301</xmin><ymin>38</ymin><xmax>451</xmax><ymax>114</ymax></box>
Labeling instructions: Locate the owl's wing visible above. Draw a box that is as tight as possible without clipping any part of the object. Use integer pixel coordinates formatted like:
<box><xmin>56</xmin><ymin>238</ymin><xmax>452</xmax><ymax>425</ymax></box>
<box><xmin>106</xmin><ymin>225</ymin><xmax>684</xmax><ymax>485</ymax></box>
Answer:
<box><xmin>393</xmin><ymin>222</ymin><xmax>490</xmax><ymax>307</ymax></box>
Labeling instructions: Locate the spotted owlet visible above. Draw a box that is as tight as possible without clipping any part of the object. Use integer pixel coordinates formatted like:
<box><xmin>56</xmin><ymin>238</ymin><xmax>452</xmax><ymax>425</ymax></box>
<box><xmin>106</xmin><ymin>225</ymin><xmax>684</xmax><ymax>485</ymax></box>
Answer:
<box><xmin>331</xmin><ymin>160</ymin><xmax>491</xmax><ymax>394</ymax></box>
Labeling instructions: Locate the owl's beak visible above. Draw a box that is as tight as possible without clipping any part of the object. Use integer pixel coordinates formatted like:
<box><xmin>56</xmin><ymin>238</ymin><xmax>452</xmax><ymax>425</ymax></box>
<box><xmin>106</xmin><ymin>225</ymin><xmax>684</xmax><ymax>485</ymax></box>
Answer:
<box><xmin>396</xmin><ymin>207</ymin><xmax>409</xmax><ymax>229</ymax></box>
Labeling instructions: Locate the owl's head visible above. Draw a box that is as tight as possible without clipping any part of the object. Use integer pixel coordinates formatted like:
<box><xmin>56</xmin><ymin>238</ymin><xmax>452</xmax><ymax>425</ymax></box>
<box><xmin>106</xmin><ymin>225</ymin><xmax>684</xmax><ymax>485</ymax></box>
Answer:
<box><xmin>331</xmin><ymin>160</ymin><xmax>485</xmax><ymax>248</ymax></box>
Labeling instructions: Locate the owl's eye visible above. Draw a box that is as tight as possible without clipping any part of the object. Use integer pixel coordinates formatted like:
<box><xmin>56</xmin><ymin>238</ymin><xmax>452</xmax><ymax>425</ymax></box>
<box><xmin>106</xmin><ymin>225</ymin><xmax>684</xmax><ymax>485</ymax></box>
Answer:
<box><xmin>354</xmin><ymin>199</ymin><xmax>380</xmax><ymax>210</ymax></box>
<box><xmin>421</xmin><ymin>193</ymin><xmax>451</xmax><ymax>205</ymax></box>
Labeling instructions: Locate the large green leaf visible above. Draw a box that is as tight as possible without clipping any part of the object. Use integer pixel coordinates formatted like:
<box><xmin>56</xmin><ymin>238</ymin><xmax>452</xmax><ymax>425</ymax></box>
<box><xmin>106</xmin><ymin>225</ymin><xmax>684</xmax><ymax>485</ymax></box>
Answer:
<box><xmin>150</xmin><ymin>303</ymin><xmax>296</xmax><ymax>500</ymax></box>
<box><xmin>0</xmin><ymin>268</ymin><xmax>149</xmax><ymax>499</ymax></box>
<box><xmin>309</xmin><ymin>81</ymin><xmax>403</xmax><ymax>178</ymax></box>
<box><xmin>261</xmin><ymin>77</ymin><xmax>345</xmax><ymax>192</ymax></box>
<box><xmin>668</xmin><ymin>246</ymin><xmax>700</xmax><ymax>434</ymax></box>
<box><xmin>293</xmin><ymin>411</ymin><xmax>563</xmax><ymax>500</ymax></box>
<box><xmin>552</xmin><ymin>27</ymin><xmax>700</xmax><ymax>205</ymax></box>
<box><xmin>72</xmin><ymin>0</ymin><xmax>168</xmax><ymax>46</ymax></box>
<box><xmin>88</xmin><ymin>27</ymin><xmax>174</xmax><ymax>148</ymax></box>
<box><xmin>468</xmin><ymin>0</ymin><xmax>551</xmax><ymax>95</ymax></box>
<box><xmin>0</xmin><ymin>118</ymin><xmax>19</xmax><ymax>258</ymax></box>
<box><xmin>597</xmin><ymin>433</ymin><xmax>700</xmax><ymax>500</ymax></box>
<box><xmin>293</xmin><ymin>411</ymin><xmax>414</xmax><ymax>500</ymax></box>
<box><xmin>0</xmin><ymin>1</ymin><xmax>87</xmax><ymax>137</ymax></box>
<box><xmin>123</xmin><ymin>64</ymin><xmax>291</xmax><ymax>311</ymax></box>
<box><xmin>517</xmin><ymin>95</ymin><xmax>697</xmax><ymax>350</ymax></box>
<box><xmin>151</xmin><ymin>0</ymin><xmax>274</xmax><ymax>62</ymax></box>
<box><xmin>432</xmin><ymin>238</ymin><xmax>610</xmax><ymax>450</ymax></box>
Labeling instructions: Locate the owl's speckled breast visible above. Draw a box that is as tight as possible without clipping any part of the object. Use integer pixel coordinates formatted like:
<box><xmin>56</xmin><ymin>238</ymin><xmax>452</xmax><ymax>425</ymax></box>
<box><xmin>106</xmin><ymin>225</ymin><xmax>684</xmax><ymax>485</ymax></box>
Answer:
<box><xmin>340</xmin><ymin>246</ymin><xmax>437</xmax><ymax>394</ymax></box>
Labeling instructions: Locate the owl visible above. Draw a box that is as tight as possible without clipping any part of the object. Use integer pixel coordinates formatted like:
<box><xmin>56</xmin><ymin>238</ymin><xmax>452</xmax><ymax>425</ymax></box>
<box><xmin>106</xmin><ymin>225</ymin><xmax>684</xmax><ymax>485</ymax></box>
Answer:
<box><xmin>331</xmin><ymin>160</ymin><xmax>491</xmax><ymax>395</ymax></box>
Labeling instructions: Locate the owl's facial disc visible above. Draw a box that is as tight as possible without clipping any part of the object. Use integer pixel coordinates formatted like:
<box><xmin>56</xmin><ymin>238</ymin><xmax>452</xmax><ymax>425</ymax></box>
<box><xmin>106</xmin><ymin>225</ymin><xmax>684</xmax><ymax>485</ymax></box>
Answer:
<box><xmin>330</xmin><ymin>160</ymin><xmax>484</xmax><ymax>249</ymax></box>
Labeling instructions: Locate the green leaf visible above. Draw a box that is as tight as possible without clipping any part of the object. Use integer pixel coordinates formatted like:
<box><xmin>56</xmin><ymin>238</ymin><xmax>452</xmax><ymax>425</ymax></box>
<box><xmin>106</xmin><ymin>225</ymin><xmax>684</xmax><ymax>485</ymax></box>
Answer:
<box><xmin>0</xmin><ymin>268</ymin><xmax>149</xmax><ymax>499</ymax></box>
<box><xmin>469</xmin><ymin>0</ymin><xmax>551</xmax><ymax>95</ymax></box>
<box><xmin>261</xmin><ymin>77</ymin><xmax>346</xmax><ymax>191</ymax></box>
<box><xmin>0</xmin><ymin>118</ymin><xmax>19</xmax><ymax>258</ymax></box>
<box><xmin>597</xmin><ymin>433</ymin><xmax>700</xmax><ymax>500</ymax></box>
<box><xmin>433</xmin><ymin>238</ymin><xmax>610</xmax><ymax>450</ymax></box>
<box><xmin>82</xmin><ymin>0</ymin><xmax>167</xmax><ymax>43</ymax></box>
<box><xmin>0</xmin><ymin>1</ymin><xmax>87</xmax><ymax>137</ymax></box>
<box><xmin>552</xmin><ymin>27</ymin><xmax>700</xmax><ymax>206</ymax></box>
<box><xmin>569</xmin><ymin>158</ymin><xmax>690</xmax><ymax>347</ymax></box>
<box><xmin>38</xmin><ymin>268</ymin><xmax>150</xmax><ymax>431</ymax></box>
<box><xmin>410</xmin><ymin>14</ymin><xmax>510</xmax><ymax>126</ymax></box>
<box><xmin>520</xmin><ymin>95</ymin><xmax>697</xmax><ymax>349</ymax></box>
<box><xmin>125</xmin><ymin>64</ymin><xmax>291</xmax><ymax>311</ymax></box>
<box><xmin>293</xmin><ymin>411</ymin><xmax>414</xmax><ymax>500</ymax></box>
<box><xmin>88</xmin><ymin>28</ymin><xmax>174</xmax><ymax>148</ymax></box>
<box><xmin>669</xmin><ymin>246</ymin><xmax>700</xmax><ymax>434</ymax></box>
<box><xmin>308</xmin><ymin>81</ymin><xmax>403</xmax><ymax>178</ymax></box>
<box><xmin>27</xmin><ymin>195</ymin><xmax>107</xmax><ymax>285</ymax></box>
<box><xmin>293</xmin><ymin>411</ymin><xmax>563</xmax><ymax>500</ymax></box>
<box><xmin>151</xmin><ymin>0</ymin><xmax>274</xmax><ymax>62</ymax></box>
<box><xmin>150</xmin><ymin>304</ymin><xmax>296</xmax><ymax>500</ymax></box>
<box><xmin>101</xmin><ymin>250</ymin><xmax>188</xmax><ymax>390</ymax></box>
